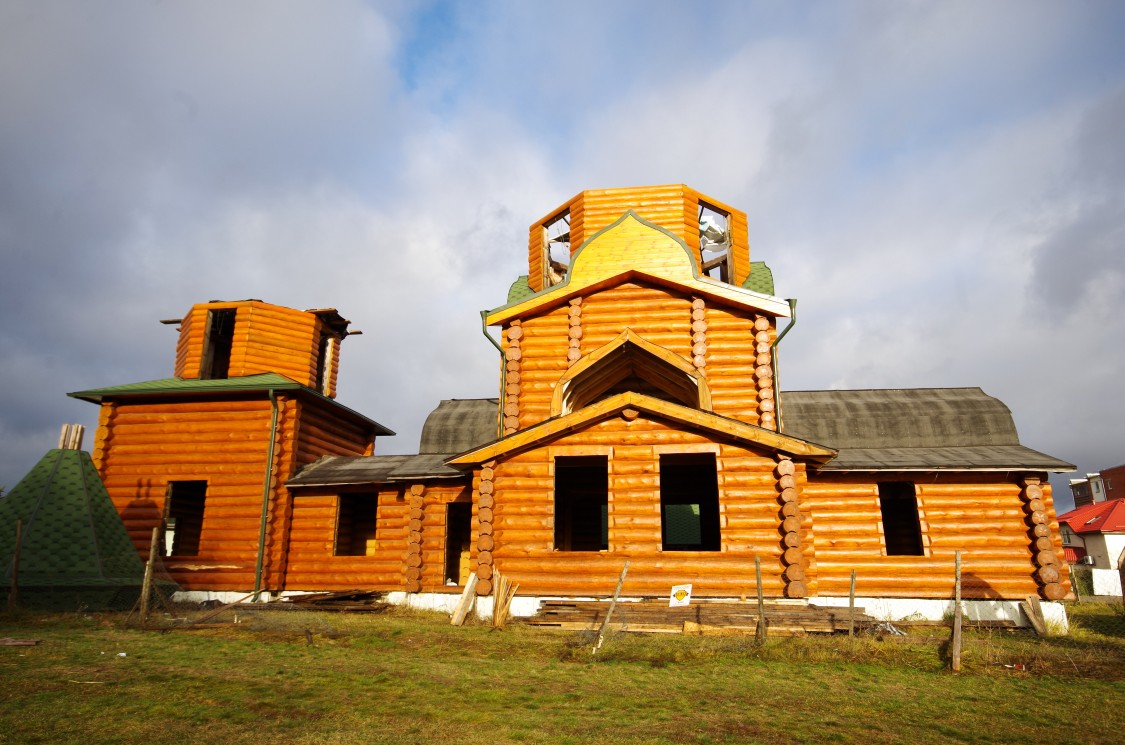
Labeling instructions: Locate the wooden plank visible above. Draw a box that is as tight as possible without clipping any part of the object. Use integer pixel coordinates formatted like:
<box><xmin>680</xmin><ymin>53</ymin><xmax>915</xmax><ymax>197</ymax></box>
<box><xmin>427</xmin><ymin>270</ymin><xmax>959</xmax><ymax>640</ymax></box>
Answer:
<box><xmin>450</xmin><ymin>573</ymin><xmax>480</xmax><ymax>626</ymax></box>
<box><xmin>1021</xmin><ymin>595</ymin><xmax>1047</xmax><ymax>636</ymax></box>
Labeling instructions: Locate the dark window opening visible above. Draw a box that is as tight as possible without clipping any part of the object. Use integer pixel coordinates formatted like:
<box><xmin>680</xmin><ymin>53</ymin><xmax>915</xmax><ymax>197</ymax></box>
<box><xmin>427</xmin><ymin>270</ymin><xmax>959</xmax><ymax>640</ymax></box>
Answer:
<box><xmin>164</xmin><ymin>481</ymin><xmax>207</xmax><ymax>557</ymax></box>
<box><xmin>445</xmin><ymin>502</ymin><xmax>472</xmax><ymax>585</ymax></box>
<box><xmin>543</xmin><ymin>211</ymin><xmax>570</xmax><ymax>287</ymax></box>
<box><xmin>660</xmin><ymin>454</ymin><xmax>721</xmax><ymax>551</ymax></box>
<box><xmin>879</xmin><ymin>482</ymin><xmax>924</xmax><ymax>556</ymax></box>
<box><xmin>554</xmin><ymin>456</ymin><xmax>608</xmax><ymax>551</ymax></box>
<box><xmin>698</xmin><ymin>202</ymin><xmax>732</xmax><ymax>283</ymax></box>
<box><xmin>200</xmin><ymin>309</ymin><xmax>236</xmax><ymax>380</ymax></box>
<box><xmin>335</xmin><ymin>493</ymin><xmax>379</xmax><ymax>556</ymax></box>
<box><xmin>315</xmin><ymin>331</ymin><xmax>336</xmax><ymax>393</ymax></box>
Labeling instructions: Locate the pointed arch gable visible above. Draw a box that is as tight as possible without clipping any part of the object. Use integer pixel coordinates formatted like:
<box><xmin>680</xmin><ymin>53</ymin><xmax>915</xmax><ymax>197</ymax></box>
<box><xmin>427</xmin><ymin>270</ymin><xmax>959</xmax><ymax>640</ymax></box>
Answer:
<box><xmin>551</xmin><ymin>330</ymin><xmax>712</xmax><ymax>417</ymax></box>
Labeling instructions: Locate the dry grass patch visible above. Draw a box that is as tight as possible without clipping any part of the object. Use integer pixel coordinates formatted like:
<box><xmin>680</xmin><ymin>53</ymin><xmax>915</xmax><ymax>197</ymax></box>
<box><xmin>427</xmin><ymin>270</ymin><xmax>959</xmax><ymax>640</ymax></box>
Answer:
<box><xmin>0</xmin><ymin>602</ymin><xmax>1122</xmax><ymax>744</ymax></box>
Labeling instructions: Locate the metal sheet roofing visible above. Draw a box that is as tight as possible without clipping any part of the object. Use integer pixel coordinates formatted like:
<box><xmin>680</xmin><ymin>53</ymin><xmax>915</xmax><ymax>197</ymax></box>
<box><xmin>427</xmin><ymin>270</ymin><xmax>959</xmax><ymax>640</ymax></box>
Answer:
<box><xmin>68</xmin><ymin>373</ymin><xmax>394</xmax><ymax>435</ymax></box>
<box><xmin>1057</xmin><ymin>498</ymin><xmax>1125</xmax><ymax>534</ymax></box>
<box><xmin>68</xmin><ymin>372</ymin><xmax>302</xmax><ymax>401</ymax></box>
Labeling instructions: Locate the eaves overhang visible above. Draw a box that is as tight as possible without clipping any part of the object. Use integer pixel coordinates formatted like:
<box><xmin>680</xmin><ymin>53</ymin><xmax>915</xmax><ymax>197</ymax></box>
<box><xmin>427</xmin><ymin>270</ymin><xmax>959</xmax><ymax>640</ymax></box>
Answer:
<box><xmin>68</xmin><ymin>373</ymin><xmax>395</xmax><ymax>436</ymax></box>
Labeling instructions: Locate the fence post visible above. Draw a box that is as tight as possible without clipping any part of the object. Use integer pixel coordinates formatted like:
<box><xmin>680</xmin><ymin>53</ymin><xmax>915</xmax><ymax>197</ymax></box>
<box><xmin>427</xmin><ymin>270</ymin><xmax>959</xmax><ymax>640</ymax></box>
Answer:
<box><xmin>592</xmin><ymin>561</ymin><xmax>629</xmax><ymax>655</ymax></box>
<box><xmin>755</xmin><ymin>555</ymin><xmax>767</xmax><ymax>643</ymax></box>
<box><xmin>848</xmin><ymin>569</ymin><xmax>857</xmax><ymax>638</ymax></box>
<box><xmin>951</xmin><ymin>550</ymin><xmax>962</xmax><ymax>672</ymax></box>
<box><xmin>139</xmin><ymin>526</ymin><xmax>160</xmax><ymax>623</ymax></box>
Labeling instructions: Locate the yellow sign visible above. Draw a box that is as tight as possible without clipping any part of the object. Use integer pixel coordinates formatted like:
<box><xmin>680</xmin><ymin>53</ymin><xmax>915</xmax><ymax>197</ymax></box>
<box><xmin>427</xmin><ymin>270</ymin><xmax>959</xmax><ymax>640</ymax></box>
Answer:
<box><xmin>669</xmin><ymin>583</ymin><xmax>692</xmax><ymax>607</ymax></box>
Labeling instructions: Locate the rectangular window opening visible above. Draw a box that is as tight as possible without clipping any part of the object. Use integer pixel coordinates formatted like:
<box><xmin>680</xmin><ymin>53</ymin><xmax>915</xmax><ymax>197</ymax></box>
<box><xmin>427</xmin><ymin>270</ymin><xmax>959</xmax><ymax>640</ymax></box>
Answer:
<box><xmin>335</xmin><ymin>492</ymin><xmax>379</xmax><ymax>556</ymax></box>
<box><xmin>698</xmin><ymin>203</ymin><xmax>732</xmax><ymax>283</ymax></box>
<box><xmin>660</xmin><ymin>453</ymin><xmax>721</xmax><ymax>551</ymax></box>
<box><xmin>543</xmin><ymin>211</ymin><xmax>571</xmax><ymax>288</ymax></box>
<box><xmin>554</xmin><ymin>455</ymin><xmax>608</xmax><ymax>551</ymax></box>
<box><xmin>879</xmin><ymin>482</ymin><xmax>924</xmax><ymax>556</ymax></box>
<box><xmin>164</xmin><ymin>480</ymin><xmax>207</xmax><ymax>557</ymax></box>
<box><xmin>445</xmin><ymin>502</ymin><xmax>472</xmax><ymax>585</ymax></box>
<box><xmin>200</xmin><ymin>308</ymin><xmax>236</xmax><ymax>380</ymax></box>
<box><xmin>315</xmin><ymin>332</ymin><xmax>337</xmax><ymax>393</ymax></box>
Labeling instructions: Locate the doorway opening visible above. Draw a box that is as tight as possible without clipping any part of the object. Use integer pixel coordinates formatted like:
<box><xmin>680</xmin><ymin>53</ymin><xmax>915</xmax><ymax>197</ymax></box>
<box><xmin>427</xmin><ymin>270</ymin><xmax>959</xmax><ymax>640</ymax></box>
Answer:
<box><xmin>445</xmin><ymin>502</ymin><xmax>472</xmax><ymax>584</ymax></box>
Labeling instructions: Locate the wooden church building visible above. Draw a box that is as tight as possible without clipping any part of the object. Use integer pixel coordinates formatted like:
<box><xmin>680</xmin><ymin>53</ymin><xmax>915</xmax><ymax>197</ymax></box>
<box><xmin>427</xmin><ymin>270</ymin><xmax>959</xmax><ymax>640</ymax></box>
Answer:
<box><xmin>71</xmin><ymin>185</ymin><xmax>1075</xmax><ymax>623</ymax></box>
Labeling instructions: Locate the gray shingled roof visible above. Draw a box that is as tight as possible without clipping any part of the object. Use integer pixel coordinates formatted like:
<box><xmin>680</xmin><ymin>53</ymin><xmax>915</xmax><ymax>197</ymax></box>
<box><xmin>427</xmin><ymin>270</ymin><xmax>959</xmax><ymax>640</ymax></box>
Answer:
<box><xmin>287</xmin><ymin>388</ymin><xmax>1073</xmax><ymax>487</ymax></box>
<box><xmin>782</xmin><ymin>388</ymin><xmax>1073</xmax><ymax>471</ymax></box>
<box><xmin>418</xmin><ymin>399</ymin><xmax>499</xmax><ymax>454</ymax></box>
<box><xmin>288</xmin><ymin>399</ymin><xmax>500</xmax><ymax>487</ymax></box>
<box><xmin>287</xmin><ymin>454</ymin><xmax>464</xmax><ymax>487</ymax></box>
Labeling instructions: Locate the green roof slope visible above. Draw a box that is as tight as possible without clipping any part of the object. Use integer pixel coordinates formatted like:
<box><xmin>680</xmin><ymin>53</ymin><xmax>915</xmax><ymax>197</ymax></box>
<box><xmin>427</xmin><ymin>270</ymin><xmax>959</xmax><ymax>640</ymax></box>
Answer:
<box><xmin>0</xmin><ymin>449</ymin><xmax>160</xmax><ymax>610</ymax></box>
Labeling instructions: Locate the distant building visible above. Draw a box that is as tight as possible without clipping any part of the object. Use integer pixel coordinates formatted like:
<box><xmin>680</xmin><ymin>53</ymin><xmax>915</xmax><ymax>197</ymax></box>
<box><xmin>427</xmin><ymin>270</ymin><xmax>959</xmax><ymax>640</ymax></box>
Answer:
<box><xmin>1057</xmin><ymin>498</ymin><xmax>1125</xmax><ymax>596</ymax></box>
<box><xmin>1070</xmin><ymin>463</ymin><xmax>1125</xmax><ymax>508</ymax></box>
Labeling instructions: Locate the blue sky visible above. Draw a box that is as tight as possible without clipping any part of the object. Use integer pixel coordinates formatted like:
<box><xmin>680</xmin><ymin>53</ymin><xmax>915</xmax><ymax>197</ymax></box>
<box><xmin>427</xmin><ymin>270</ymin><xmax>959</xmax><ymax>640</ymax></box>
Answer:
<box><xmin>2</xmin><ymin>0</ymin><xmax>1124</xmax><ymax>510</ymax></box>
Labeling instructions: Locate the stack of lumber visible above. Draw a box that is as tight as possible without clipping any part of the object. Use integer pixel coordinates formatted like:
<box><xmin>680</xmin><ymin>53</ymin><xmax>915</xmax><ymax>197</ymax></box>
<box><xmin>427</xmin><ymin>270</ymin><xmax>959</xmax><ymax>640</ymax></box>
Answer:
<box><xmin>524</xmin><ymin>599</ymin><xmax>875</xmax><ymax>636</ymax></box>
<box><xmin>279</xmin><ymin>590</ymin><xmax>387</xmax><ymax>612</ymax></box>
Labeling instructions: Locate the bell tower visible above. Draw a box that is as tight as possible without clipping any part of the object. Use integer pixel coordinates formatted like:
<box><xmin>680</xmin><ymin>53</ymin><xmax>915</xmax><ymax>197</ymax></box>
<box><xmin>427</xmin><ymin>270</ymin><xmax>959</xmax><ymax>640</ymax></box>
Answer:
<box><xmin>168</xmin><ymin>300</ymin><xmax>355</xmax><ymax>398</ymax></box>
<box><xmin>526</xmin><ymin>184</ymin><xmax>752</xmax><ymax>293</ymax></box>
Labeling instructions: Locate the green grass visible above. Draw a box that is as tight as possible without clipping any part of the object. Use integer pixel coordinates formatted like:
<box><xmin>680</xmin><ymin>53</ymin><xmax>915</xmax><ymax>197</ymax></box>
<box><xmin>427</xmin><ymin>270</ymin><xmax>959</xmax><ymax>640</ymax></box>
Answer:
<box><xmin>1</xmin><ymin>602</ymin><xmax>1123</xmax><ymax>744</ymax></box>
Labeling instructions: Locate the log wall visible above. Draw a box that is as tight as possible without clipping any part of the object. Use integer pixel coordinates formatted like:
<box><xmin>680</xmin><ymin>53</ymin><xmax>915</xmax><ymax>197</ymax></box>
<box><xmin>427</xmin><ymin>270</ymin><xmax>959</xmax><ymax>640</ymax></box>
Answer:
<box><xmin>514</xmin><ymin>305</ymin><xmax>570</xmax><ymax>428</ymax></box>
<box><xmin>174</xmin><ymin>301</ymin><xmax>340</xmax><ymax>394</ymax></box>
<box><xmin>482</xmin><ymin>413</ymin><xmax>793</xmax><ymax>597</ymax></box>
<box><xmin>94</xmin><ymin>396</ymin><xmax>293</xmax><ymax>591</ymax></box>
<box><xmin>285</xmin><ymin>486</ymin><xmax>408</xmax><ymax>590</ymax></box>
<box><xmin>91</xmin><ymin>393</ymin><xmax>373</xmax><ymax>592</ymax></box>
<box><xmin>801</xmin><ymin>474</ymin><xmax>1070</xmax><ymax>600</ymax></box>
<box><xmin>525</xmin><ymin>186</ymin><xmax>752</xmax><ymax>293</ymax></box>
<box><xmin>508</xmin><ymin>281</ymin><xmax>771</xmax><ymax>430</ymax></box>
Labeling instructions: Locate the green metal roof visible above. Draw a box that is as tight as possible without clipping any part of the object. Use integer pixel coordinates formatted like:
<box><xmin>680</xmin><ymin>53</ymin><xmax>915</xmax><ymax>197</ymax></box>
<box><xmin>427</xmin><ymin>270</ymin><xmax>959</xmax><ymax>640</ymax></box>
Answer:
<box><xmin>742</xmin><ymin>261</ymin><xmax>775</xmax><ymax>295</ymax></box>
<box><xmin>67</xmin><ymin>373</ymin><xmax>394</xmax><ymax>435</ymax></box>
<box><xmin>0</xmin><ymin>449</ymin><xmax>161</xmax><ymax>610</ymax></box>
<box><xmin>67</xmin><ymin>372</ymin><xmax>303</xmax><ymax>402</ymax></box>
<box><xmin>506</xmin><ymin>275</ymin><xmax>534</xmax><ymax>304</ymax></box>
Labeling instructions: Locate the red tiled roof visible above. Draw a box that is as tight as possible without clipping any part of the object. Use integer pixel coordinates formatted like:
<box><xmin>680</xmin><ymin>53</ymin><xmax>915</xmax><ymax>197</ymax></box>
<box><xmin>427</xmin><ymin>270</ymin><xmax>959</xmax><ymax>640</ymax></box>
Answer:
<box><xmin>1057</xmin><ymin>498</ymin><xmax>1125</xmax><ymax>534</ymax></box>
<box><xmin>1063</xmin><ymin>546</ymin><xmax>1087</xmax><ymax>563</ymax></box>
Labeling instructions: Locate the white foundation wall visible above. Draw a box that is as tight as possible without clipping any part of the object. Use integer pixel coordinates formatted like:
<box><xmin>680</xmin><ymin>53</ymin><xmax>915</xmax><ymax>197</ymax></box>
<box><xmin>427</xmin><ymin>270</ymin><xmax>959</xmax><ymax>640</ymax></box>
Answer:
<box><xmin>170</xmin><ymin>590</ymin><xmax>1068</xmax><ymax>633</ymax></box>
<box><xmin>1092</xmin><ymin>568</ymin><xmax>1123</xmax><ymax>597</ymax></box>
<box><xmin>812</xmin><ymin>596</ymin><xmax>1068</xmax><ymax>633</ymax></box>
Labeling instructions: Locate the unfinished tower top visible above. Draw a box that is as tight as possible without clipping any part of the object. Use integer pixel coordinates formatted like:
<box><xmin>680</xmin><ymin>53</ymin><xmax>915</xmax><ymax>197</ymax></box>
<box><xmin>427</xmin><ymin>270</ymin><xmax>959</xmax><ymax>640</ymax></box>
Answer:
<box><xmin>527</xmin><ymin>184</ymin><xmax>750</xmax><ymax>293</ymax></box>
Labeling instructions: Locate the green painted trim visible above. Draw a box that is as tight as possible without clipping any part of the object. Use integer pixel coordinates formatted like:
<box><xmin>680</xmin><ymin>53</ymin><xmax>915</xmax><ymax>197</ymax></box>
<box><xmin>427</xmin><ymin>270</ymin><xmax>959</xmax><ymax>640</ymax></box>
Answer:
<box><xmin>68</xmin><ymin>374</ymin><xmax>394</xmax><ymax>435</ymax></box>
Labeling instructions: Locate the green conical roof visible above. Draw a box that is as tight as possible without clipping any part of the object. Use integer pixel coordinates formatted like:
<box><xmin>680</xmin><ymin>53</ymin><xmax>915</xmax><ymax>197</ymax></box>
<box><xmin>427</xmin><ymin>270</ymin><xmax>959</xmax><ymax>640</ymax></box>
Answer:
<box><xmin>0</xmin><ymin>449</ymin><xmax>153</xmax><ymax>610</ymax></box>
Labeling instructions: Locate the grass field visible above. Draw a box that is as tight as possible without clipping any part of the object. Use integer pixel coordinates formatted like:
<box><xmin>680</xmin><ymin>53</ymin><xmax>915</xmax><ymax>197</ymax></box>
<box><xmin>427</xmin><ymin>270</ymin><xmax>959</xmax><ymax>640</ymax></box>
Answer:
<box><xmin>1</xmin><ymin>601</ymin><xmax>1123</xmax><ymax>744</ymax></box>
